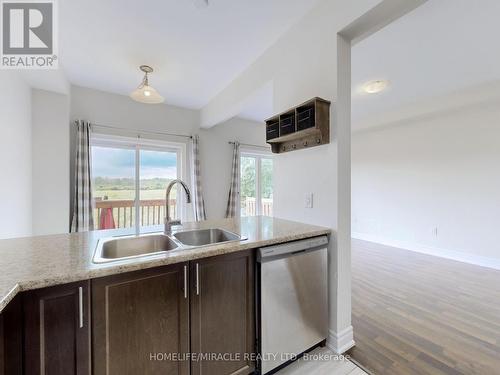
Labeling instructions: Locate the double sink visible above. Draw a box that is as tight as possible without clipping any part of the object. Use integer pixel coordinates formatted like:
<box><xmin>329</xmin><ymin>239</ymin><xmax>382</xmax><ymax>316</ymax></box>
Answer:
<box><xmin>93</xmin><ymin>228</ymin><xmax>245</xmax><ymax>264</ymax></box>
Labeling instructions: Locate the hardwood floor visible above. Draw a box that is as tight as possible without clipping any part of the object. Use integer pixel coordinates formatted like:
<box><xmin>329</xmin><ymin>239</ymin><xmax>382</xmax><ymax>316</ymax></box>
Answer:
<box><xmin>275</xmin><ymin>347</ymin><xmax>367</xmax><ymax>375</ymax></box>
<box><xmin>349</xmin><ymin>239</ymin><xmax>500</xmax><ymax>375</ymax></box>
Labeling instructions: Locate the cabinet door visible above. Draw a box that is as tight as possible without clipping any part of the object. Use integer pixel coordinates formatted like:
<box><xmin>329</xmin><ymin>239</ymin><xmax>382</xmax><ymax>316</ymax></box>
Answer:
<box><xmin>190</xmin><ymin>250</ymin><xmax>255</xmax><ymax>375</ymax></box>
<box><xmin>92</xmin><ymin>263</ymin><xmax>190</xmax><ymax>375</ymax></box>
<box><xmin>0</xmin><ymin>296</ymin><xmax>23</xmax><ymax>375</ymax></box>
<box><xmin>23</xmin><ymin>281</ymin><xmax>91</xmax><ymax>375</ymax></box>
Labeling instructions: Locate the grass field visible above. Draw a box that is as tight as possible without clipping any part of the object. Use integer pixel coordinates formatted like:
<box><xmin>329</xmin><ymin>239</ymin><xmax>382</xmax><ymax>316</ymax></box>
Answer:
<box><xmin>94</xmin><ymin>188</ymin><xmax>177</xmax><ymax>201</ymax></box>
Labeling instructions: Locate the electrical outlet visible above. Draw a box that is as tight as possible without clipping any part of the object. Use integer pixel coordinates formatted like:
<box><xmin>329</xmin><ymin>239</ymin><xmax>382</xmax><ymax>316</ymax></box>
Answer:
<box><xmin>305</xmin><ymin>193</ymin><xmax>313</xmax><ymax>208</ymax></box>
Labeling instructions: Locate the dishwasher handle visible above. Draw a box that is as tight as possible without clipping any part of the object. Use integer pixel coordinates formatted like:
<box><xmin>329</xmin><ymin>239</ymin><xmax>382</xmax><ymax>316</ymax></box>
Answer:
<box><xmin>258</xmin><ymin>235</ymin><xmax>328</xmax><ymax>262</ymax></box>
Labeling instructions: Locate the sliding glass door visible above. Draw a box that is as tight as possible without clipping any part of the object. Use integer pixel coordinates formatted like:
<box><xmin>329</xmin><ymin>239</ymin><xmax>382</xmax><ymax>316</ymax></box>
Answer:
<box><xmin>92</xmin><ymin>145</ymin><xmax>137</xmax><ymax>229</ymax></box>
<box><xmin>240</xmin><ymin>153</ymin><xmax>273</xmax><ymax>217</ymax></box>
<box><xmin>139</xmin><ymin>148</ymin><xmax>178</xmax><ymax>227</ymax></box>
<box><xmin>91</xmin><ymin>135</ymin><xmax>184</xmax><ymax>231</ymax></box>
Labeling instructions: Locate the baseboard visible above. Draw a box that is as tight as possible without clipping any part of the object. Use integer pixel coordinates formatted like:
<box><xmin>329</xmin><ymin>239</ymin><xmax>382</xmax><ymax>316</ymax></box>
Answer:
<box><xmin>327</xmin><ymin>326</ymin><xmax>355</xmax><ymax>354</ymax></box>
<box><xmin>352</xmin><ymin>232</ymin><xmax>500</xmax><ymax>271</ymax></box>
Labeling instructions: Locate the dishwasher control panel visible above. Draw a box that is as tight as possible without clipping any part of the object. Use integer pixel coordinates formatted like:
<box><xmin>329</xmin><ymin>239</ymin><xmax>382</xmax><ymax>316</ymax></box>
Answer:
<box><xmin>258</xmin><ymin>235</ymin><xmax>328</xmax><ymax>260</ymax></box>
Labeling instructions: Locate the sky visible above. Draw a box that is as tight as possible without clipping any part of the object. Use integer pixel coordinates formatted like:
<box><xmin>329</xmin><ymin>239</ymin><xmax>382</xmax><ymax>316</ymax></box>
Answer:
<box><xmin>91</xmin><ymin>146</ymin><xmax>177</xmax><ymax>179</ymax></box>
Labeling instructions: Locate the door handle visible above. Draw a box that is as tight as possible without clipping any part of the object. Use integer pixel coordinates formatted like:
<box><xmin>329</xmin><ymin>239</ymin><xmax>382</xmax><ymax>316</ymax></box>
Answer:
<box><xmin>78</xmin><ymin>286</ymin><xmax>84</xmax><ymax>328</ymax></box>
<box><xmin>183</xmin><ymin>265</ymin><xmax>188</xmax><ymax>299</ymax></box>
<box><xmin>196</xmin><ymin>263</ymin><xmax>200</xmax><ymax>296</ymax></box>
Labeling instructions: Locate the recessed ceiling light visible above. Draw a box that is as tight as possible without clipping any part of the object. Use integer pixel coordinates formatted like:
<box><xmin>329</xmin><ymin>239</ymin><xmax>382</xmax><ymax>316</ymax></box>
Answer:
<box><xmin>362</xmin><ymin>80</ymin><xmax>389</xmax><ymax>94</ymax></box>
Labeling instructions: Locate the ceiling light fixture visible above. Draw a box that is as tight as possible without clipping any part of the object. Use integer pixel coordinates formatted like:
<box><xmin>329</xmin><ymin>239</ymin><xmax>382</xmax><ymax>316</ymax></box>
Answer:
<box><xmin>362</xmin><ymin>80</ymin><xmax>389</xmax><ymax>94</ymax></box>
<box><xmin>130</xmin><ymin>65</ymin><xmax>164</xmax><ymax>104</ymax></box>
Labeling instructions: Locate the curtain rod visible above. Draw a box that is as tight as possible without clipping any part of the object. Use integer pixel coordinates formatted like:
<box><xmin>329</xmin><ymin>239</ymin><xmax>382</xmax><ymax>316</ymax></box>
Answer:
<box><xmin>228</xmin><ymin>141</ymin><xmax>270</xmax><ymax>149</ymax></box>
<box><xmin>91</xmin><ymin>123</ymin><xmax>193</xmax><ymax>139</ymax></box>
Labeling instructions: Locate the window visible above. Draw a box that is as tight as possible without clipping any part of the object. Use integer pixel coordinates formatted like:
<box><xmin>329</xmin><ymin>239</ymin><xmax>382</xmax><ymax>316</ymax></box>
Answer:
<box><xmin>240</xmin><ymin>152</ymin><xmax>273</xmax><ymax>217</ymax></box>
<box><xmin>91</xmin><ymin>135</ymin><xmax>185</xmax><ymax>230</ymax></box>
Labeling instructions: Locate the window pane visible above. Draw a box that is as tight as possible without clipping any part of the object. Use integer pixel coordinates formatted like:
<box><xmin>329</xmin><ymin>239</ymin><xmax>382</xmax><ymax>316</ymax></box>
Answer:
<box><xmin>240</xmin><ymin>157</ymin><xmax>256</xmax><ymax>216</ymax></box>
<box><xmin>140</xmin><ymin>150</ymin><xmax>178</xmax><ymax>227</ymax></box>
<box><xmin>261</xmin><ymin>158</ymin><xmax>273</xmax><ymax>216</ymax></box>
<box><xmin>92</xmin><ymin>146</ymin><xmax>136</xmax><ymax>229</ymax></box>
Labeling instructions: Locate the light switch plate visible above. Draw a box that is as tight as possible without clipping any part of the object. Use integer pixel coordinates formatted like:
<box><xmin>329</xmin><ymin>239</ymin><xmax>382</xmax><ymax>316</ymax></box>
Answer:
<box><xmin>305</xmin><ymin>193</ymin><xmax>313</xmax><ymax>208</ymax></box>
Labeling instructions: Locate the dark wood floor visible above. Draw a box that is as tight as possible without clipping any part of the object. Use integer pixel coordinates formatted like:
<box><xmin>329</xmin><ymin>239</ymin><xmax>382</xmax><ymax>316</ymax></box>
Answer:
<box><xmin>348</xmin><ymin>239</ymin><xmax>500</xmax><ymax>375</ymax></box>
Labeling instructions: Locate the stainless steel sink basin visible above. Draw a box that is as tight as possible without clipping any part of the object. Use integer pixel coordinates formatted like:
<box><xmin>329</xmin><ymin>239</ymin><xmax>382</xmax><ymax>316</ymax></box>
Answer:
<box><xmin>173</xmin><ymin>228</ymin><xmax>243</xmax><ymax>247</ymax></box>
<box><xmin>93</xmin><ymin>228</ymin><xmax>246</xmax><ymax>264</ymax></box>
<box><xmin>94</xmin><ymin>234</ymin><xmax>179</xmax><ymax>263</ymax></box>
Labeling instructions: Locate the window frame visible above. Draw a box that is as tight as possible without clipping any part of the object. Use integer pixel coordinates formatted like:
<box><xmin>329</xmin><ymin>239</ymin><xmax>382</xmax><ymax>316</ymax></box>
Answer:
<box><xmin>240</xmin><ymin>148</ymin><xmax>273</xmax><ymax>217</ymax></box>
<box><xmin>90</xmin><ymin>133</ymin><xmax>187</xmax><ymax>230</ymax></box>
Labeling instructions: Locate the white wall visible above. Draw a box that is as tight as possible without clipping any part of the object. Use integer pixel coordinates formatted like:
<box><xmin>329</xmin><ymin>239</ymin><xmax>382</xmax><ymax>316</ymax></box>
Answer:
<box><xmin>32</xmin><ymin>89</ymin><xmax>70</xmax><ymax>235</ymax></box>
<box><xmin>352</xmin><ymin>101</ymin><xmax>500</xmax><ymax>269</ymax></box>
<box><xmin>202</xmin><ymin>0</ymin><xmax>382</xmax><ymax>228</ymax></box>
<box><xmin>0</xmin><ymin>72</ymin><xmax>32</xmax><ymax>239</ymax></box>
<box><xmin>199</xmin><ymin>118</ymin><xmax>267</xmax><ymax>219</ymax></box>
<box><xmin>70</xmin><ymin>85</ymin><xmax>200</xmax><ymax>136</ymax></box>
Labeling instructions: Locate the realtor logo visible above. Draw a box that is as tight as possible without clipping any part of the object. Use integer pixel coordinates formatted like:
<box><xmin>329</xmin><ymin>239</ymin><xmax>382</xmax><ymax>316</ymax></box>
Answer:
<box><xmin>1</xmin><ymin>0</ymin><xmax>58</xmax><ymax>69</ymax></box>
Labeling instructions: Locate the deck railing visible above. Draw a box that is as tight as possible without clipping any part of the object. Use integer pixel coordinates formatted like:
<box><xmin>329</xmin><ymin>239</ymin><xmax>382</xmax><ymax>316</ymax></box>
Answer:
<box><xmin>94</xmin><ymin>199</ymin><xmax>176</xmax><ymax>229</ymax></box>
<box><xmin>95</xmin><ymin>196</ymin><xmax>273</xmax><ymax>229</ymax></box>
<box><xmin>242</xmin><ymin>197</ymin><xmax>273</xmax><ymax>216</ymax></box>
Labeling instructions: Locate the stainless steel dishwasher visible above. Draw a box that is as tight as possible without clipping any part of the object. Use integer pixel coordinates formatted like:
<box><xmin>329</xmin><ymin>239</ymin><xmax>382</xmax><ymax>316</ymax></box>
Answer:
<box><xmin>257</xmin><ymin>235</ymin><xmax>328</xmax><ymax>374</ymax></box>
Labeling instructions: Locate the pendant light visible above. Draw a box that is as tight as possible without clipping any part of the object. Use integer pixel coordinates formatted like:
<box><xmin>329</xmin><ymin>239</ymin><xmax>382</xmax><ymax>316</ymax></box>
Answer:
<box><xmin>130</xmin><ymin>65</ymin><xmax>164</xmax><ymax>104</ymax></box>
<box><xmin>362</xmin><ymin>80</ymin><xmax>389</xmax><ymax>94</ymax></box>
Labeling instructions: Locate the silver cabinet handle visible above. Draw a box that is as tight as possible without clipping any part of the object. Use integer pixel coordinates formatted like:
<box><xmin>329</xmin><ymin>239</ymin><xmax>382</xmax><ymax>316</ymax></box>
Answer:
<box><xmin>78</xmin><ymin>286</ymin><xmax>83</xmax><ymax>328</ymax></box>
<box><xmin>183</xmin><ymin>265</ymin><xmax>188</xmax><ymax>299</ymax></box>
<box><xmin>196</xmin><ymin>263</ymin><xmax>200</xmax><ymax>296</ymax></box>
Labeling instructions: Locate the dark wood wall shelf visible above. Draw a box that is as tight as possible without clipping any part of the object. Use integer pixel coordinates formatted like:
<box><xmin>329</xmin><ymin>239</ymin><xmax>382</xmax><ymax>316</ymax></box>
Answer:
<box><xmin>265</xmin><ymin>97</ymin><xmax>331</xmax><ymax>154</ymax></box>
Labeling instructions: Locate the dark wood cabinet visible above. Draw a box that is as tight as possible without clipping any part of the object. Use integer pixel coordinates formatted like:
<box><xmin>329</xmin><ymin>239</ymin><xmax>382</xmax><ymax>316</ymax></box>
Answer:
<box><xmin>190</xmin><ymin>250</ymin><xmax>255</xmax><ymax>375</ymax></box>
<box><xmin>3</xmin><ymin>250</ymin><xmax>257</xmax><ymax>375</ymax></box>
<box><xmin>92</xmin><ymin>263</ymin><xmax>190</xmax><ymax>375</ymax></box>
<box><xmin>23</xmin><ymin>281</ymin><xmax>91</xmax><ymax>375</ymax></box>
<box><xmin>0</xmin><ymin>296</ymin><xmax>23</xmax><ymax>375</ymax></box>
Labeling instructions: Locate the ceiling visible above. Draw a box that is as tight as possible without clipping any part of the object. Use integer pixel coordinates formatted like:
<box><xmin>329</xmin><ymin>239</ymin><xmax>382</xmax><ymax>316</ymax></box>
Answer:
<box><xmin>59</xmin><ymin>0</ymin><xmax>319</xmax><ymax>110</ymax></box>
<box><xmin>352</xmin><ymin>0</ymin><xmax>500</xmax><ymax>130</ymax></box>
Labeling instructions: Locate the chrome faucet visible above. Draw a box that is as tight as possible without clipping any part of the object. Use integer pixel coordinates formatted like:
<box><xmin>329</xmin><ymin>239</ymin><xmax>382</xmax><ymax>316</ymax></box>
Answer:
<box><xmin>164</xmin><ymin>179</ymin><xmax>192</xmax><ymax>234</ymax></box>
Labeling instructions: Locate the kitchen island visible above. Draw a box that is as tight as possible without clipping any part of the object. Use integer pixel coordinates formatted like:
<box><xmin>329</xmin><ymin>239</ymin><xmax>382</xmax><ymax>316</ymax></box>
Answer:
<box><xmin>0</xmin><ymin>216</ymin><xmax>330</xmax><ymax>375</ymax></box>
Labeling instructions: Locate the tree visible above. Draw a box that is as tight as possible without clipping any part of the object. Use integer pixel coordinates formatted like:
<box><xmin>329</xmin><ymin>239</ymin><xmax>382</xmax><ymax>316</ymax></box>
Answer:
<box><xmin>240</xmin><ymin>157</ymin><xmax>273</xmax><ymax>199</ymax></box>
<box><xmin>240</xmin><ymin>157</ymin><xmax>256</xmax><ymax>199</ymax></box>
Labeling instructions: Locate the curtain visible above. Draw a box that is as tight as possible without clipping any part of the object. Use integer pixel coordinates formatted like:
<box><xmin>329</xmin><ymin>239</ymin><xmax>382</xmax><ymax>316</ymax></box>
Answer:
<box><xmin>225</xmin><ymin>141</ymin><xmax>240</xmax><ymax>218</ymax></box>
<box><xmin>71</xmin><ymin>120</ymin><xmax>95</xmax><ymax>232</ymax></box>
<box><xmin>190</xmin><ymin>135</ymin><xmax>207</xmax><ymax>221</ymax></box>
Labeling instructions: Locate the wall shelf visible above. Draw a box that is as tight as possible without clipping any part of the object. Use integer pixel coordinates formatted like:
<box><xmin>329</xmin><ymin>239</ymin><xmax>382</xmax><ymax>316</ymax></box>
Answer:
<box><xmin>265</xmin><ymin>97</ymin><xmax>331</xmax><ymax>154</ymax></box>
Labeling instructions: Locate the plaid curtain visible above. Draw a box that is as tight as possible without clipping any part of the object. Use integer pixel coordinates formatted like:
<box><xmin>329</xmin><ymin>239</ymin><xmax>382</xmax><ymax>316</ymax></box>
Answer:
<box><xmin>71</xmin><ymin>120</ymin><xmax>95</xmax><ymax>232</ymax></box>
<box><xmin>225</xmin><ymin>141</ymin><xmax>240</xmax><ymax>218</ymax></box>
<box><xmin>191</xmin><ymin>135</ymin><xmax>207</xmax><ymax>221</ymax></box>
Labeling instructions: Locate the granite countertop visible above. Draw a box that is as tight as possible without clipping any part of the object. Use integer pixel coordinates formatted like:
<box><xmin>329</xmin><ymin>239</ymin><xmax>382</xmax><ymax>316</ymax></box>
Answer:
<box><xmin>0</xmin><ymin>216</ymin><xmax>330</xmax><ymax>313</ymax></box>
